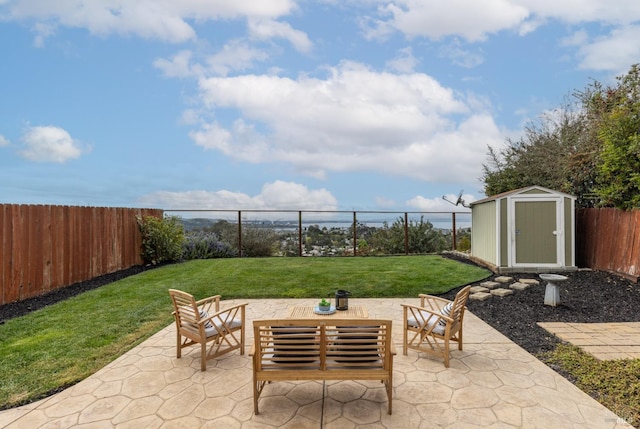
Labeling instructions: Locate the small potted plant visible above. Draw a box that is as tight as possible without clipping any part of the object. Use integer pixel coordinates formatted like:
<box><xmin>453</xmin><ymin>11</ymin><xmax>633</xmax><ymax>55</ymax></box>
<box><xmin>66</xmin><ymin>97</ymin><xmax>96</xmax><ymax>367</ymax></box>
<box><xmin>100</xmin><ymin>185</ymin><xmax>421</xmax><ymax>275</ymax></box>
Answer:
<box><xmin>318</xmin><ymin>298</ymin><xmax>331</xmax><ymax>312</ymax></box>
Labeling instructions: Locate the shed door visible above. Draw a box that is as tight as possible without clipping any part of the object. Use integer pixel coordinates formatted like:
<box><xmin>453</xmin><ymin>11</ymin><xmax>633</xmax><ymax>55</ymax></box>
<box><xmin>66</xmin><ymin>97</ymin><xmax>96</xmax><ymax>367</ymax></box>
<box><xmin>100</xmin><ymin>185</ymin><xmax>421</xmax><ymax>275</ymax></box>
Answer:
<box><xmin>514</xmin><ymin>200</ymin><xmax>559</xmax><ymax>265</ymax></box>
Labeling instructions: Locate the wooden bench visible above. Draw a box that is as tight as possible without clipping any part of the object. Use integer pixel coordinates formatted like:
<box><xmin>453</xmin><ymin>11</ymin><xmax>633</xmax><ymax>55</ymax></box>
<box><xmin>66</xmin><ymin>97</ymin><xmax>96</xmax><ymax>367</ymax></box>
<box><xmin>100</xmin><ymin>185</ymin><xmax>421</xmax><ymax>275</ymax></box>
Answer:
<box><xmin>249</xmin><ymin>318</ymin><xmax>395</xmax><ymax>415</ymax></box>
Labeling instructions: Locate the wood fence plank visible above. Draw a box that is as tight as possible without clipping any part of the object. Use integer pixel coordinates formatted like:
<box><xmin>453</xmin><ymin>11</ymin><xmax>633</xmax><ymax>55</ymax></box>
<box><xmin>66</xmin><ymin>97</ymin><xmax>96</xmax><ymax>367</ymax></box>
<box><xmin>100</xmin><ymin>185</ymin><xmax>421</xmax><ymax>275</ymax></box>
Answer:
<box><xmin>0</xmin><ymin>205</ymin><xmax>9</xmax><ymax>305</ymax></box>
<box><xmin>11</xmin><ymin>205</ymin><xmax>25</xmax><ymax>302</ymax></box>
<box><xmin>29</xmin><ymin>205</ymin><xmax>45</xmax><ymax>297</ymax></box>
<box><xmin>628</xmin><ymin>211</ymin><xmax>640</xmax><ymax>278</ymax></box>
<box><xmin>62</xmin><ymin>205</ymin><xmax>72</xmax><ymax>288</ymax></box>
<box><xmin>41</xmin><ymin>205</ymin><xmax>53</xmax><ymax>293</ymax></box>
<box><xmin>615</xmin><ymin>210</ymin><xmax>631</xmax><ymax>275</ymax></box>
<box><xmin>91</xmin><ymin>206</ymin><xmax>100</xmax><ymax>278</ymax></box>
<box><xmin>50</xmin><ymin>206</ymin><xmax>63</xmax><ymax>290</ymax></box>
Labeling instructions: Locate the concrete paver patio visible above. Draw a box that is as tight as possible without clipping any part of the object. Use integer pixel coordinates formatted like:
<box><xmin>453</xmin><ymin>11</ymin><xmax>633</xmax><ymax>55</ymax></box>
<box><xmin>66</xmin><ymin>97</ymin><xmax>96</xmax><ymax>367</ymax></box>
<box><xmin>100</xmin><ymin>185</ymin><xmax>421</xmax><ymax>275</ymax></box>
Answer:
<box><xmin>538</xmin><ymin>322</ymin><xmax>640</xmax><ymax>361</ymax></box>
<box><xmin>0</xmin><ymin>298</ymin><xmax>634</xmax><ymax>428</ymax></box>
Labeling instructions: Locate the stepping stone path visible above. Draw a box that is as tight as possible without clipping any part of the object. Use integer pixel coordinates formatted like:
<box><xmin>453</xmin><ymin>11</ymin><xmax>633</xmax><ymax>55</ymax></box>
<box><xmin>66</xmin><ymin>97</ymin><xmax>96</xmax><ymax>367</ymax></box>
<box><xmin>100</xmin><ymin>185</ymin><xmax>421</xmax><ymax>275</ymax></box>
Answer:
<box><xmin>470</xmin><ymin>285</ymin><xmax>489</xmax><ymax>294</ymax></box>
<box><xmin>469</xmin><ymin>277</ymin><xmax>541</xmax><ymax>301</ymax></box>
<box><xmin>469</xmin><ymin>292</ymin><xmax>492</xmax><ymax>301</ymax></box>
<box><xmin>480</xmin><ymin>281</ymin><xmax>500</xmax><ymax>289</ymax></box>
<box><xmin>491</xmin><ymin>288</ymin><xmax>514</xmax><ymax>297</ymax></box>
<box><xmin>510</xmin><ymin>282</ymin><xmax>530</xmax><ymax>291</ymax></box>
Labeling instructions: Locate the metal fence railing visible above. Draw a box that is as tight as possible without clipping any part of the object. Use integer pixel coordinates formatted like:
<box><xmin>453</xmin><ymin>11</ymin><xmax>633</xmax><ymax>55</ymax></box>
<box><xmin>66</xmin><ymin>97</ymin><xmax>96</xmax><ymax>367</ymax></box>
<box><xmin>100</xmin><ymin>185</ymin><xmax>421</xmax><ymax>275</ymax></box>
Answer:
<box><xmin>164</xmin><ymin>209</ymin><xmax>472</xmax><ymax>257</ymax></box>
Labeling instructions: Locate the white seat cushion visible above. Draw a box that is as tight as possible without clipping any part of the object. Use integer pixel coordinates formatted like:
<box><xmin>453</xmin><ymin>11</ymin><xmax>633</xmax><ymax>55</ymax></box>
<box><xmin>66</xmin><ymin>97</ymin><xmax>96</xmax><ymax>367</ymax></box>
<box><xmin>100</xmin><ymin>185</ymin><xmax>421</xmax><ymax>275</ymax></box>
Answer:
<box><xmin>204</xmin><ymin>318</ymin><xmax>243</xmax><ymax>337</ymax></box>
<box><xmin>407</xmin><ymin>310</ymin><xmax>445</xmax><ymax>335</ymax></box>
<box><xmin>438</xmin><ymin>302</ymin><xmax>453</xmax><ymax>328</ymax></box>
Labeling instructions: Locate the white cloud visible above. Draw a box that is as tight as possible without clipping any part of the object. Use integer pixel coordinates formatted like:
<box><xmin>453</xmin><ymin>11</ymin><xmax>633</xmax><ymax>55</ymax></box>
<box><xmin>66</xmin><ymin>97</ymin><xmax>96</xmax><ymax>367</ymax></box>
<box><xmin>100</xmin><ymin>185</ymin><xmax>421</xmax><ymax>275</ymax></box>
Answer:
<box><xmin>406</xmin><ymin>193</ymin><xmax>476</xmax><ymax>212</ymax></box>
<box><xmin>367</xmin><ymin>0</ymin><xmax>530</xmax><ymax>42</ymax></box>
<box><xmin>364</xmin><ymin>1</ymin><xmax>640</xmax><ymax>74</ymax></box>
<box><xmin>154</xmin><ymin>41</ymin><xmax>276</xmax><ymax>78</ymax></box>
<box><xmin>137</xmin><ymin>180</ymin><xmax>338</xmax><ymax>211</ymax></box>
<box><xmin>367</xmin><ymin>0</ymin><xmax>640</xmax><ymax>43</ymax></box>
<box><xmin>375</xmin><ymin>196</ymin><xmax>396</xmax><ymax>208</ymax></box>
<box><xmin>386</xmin><ymin>47</ymin><xmax>418</xmax><ymax>73</ymax></box>
<box><xmin>439</xmin><ymin>40</ymin><xmax>484</xmax><ymax>68</ymax></box>
<box><xmin>575</xmin><ymin>25</ymin><xmax>640</xmax><ymax>73</ymax></box>
<box><xmin>561</xmin><ymin>29</ymin><xmax>589</xmax><ymax>47</ymax></box>
<box><xmin>19</xmin><ymin>126</ymin><xmax>86</xmax><ymax>163</ymax></box>
<box><xmin>521</xmin><ymin>0</ymin><xmax>640</xmax><ymax>25</ymax></box>
<box><xmin>3</xmin><ymin>0</ymin><xmax>298</xmax><ymax>44</ymax></box>
<box><xmin>205</xmin><ymin>40</ymin><xmax>271</xmax><ymax>76</ymax></box>
<box><xmin>191</xmin><ymin>61</ymin><xmax>502</xmax><ymax>184</ymax></box>
<box><xmin>153</xmin><ymin>50</ymin><xmax>201</xmax><ymax>78</ymax></box>
<box><xmin>0</xmin><ymin>134</ymin><xmax>9</xmax><ymax>146</ymax></box>
<box><xmin>248</xmin><ymin>18</ymin><xmax>313</xmax><ymax>53</ymax></box>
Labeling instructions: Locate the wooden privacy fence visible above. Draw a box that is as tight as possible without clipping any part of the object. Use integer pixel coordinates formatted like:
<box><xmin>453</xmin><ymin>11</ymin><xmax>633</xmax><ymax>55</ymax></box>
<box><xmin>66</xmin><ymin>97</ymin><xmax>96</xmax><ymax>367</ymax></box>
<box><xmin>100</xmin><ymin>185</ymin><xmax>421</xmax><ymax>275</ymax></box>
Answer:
<box><xmin>0</xmin><ymin>205</ymin><xmax>163</xmax><ymax>305</ymax></box>
<box><xmin>576</xmin><ymin>208</ymin><xmax>640</xmax><ymax>281</ymax></box>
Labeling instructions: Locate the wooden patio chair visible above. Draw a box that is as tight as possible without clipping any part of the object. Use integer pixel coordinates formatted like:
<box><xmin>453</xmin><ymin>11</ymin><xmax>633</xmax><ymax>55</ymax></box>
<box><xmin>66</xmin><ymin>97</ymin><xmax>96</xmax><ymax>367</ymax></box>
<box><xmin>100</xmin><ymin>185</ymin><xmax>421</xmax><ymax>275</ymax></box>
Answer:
<box><xmin>401</xmin><ymin>285</ymin><xmax>471</xmax><ymax>367</ymax></box>
<box><xmin>169</xmin><ymin>289</ymin><xmax>247</xmax><ymax>371</ymax></box>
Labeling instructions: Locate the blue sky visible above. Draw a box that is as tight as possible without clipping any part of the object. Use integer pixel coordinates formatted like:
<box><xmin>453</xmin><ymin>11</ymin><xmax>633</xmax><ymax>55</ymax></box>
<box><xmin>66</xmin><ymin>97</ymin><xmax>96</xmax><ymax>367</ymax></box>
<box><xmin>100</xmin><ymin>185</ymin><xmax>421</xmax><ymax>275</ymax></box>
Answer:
<box><xmin>1</xmin><ymin>1</ymin><xmax>639</xmax><ymax>219</ymax></box>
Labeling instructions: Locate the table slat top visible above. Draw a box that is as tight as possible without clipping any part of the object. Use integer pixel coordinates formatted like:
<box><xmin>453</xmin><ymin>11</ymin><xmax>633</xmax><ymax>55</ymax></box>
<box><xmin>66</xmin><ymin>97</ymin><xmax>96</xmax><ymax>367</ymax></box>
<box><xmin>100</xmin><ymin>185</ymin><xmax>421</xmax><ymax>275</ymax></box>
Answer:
<box><xmin>288</xmin><ymin>304</ymin><xmax>368</xmax><ymax>319</ymax></box>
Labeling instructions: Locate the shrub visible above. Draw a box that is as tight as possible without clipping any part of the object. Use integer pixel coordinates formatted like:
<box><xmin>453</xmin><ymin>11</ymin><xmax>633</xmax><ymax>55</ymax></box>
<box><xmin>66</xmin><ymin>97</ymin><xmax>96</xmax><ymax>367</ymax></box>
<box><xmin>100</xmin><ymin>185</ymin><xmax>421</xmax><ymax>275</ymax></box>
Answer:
<box><xmin>183</xmin><ymin>231</ymin><xmax>237</xmax><ymax>259</ymax></box>
<box><xmin>222</xmin><ymin>226</ymin><xmax>279</xmax><ymax>257</ymax></box>
<box><xmin>369</xmin><ymin>216</ymin><xmax>449</xmax><ymax>254</ymax></box>
<box><xmin>136</xmin><ymin>215</ymin><xmax>185</xmax><ymax>265</ymax></box>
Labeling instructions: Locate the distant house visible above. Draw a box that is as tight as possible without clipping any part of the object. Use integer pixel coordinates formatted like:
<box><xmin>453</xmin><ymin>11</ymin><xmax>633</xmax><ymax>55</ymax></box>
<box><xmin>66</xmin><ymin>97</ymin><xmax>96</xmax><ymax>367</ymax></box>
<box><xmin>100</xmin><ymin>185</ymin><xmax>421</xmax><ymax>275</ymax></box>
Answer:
<box><xmin>470</xmin><ymin>186</ymin><xmax>577</xmax><ymax>273</ymax></box>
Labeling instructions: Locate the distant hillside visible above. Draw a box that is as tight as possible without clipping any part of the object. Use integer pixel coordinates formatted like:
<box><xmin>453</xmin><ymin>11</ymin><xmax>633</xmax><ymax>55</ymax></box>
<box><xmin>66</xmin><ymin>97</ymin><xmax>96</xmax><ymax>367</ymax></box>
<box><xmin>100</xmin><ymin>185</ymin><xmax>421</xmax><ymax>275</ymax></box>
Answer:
<box><xmin>179</xmin><ymin>218</ymin><xmax>217</xmax><ymax>231</ymax></box>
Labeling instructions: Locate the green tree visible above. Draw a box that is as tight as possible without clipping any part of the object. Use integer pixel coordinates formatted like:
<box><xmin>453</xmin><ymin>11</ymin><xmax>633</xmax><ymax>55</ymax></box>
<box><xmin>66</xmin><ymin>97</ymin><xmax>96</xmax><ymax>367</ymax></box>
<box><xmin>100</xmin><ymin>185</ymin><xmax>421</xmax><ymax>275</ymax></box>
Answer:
<box><xmin>482</xmin><ymin>102</ymin><xmax>590</xmax><ymax>203</ymax></box>
<box><xmin>593</xmin><ymin>64</ymin><xmax>640</xmax><ymax>209</ymax></box>
<box><xmin>482</xmin><ymin>64</ymin><xmax>640</xmax><ymax>209</ymax></box>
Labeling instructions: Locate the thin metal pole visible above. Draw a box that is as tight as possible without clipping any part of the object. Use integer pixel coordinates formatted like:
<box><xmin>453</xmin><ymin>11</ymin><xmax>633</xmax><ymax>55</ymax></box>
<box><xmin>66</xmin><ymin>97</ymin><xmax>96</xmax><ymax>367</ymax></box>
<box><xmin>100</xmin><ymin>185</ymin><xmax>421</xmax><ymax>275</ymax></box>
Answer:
<box><xmin>238</xmin><ymin>211</ymin><xmax>242</xmax><ymax>257</ymax></box>
<box><xmin>298</xmin><ymin>211</ymin><xmax>303</xmax><ymax>257</ymax></box>
<box><xmin>404</xmin><ymin>212</ymin><xmax>409</xmax><ymax>255</ymax></box>
<box><xmin>452</xmin><ymin>212</ymin><xmax>457</xmax><ymax>251</ymax></box>
<box><xmin>353</xmin><ymin>211</ymin><xmax>357</xmax><ymax>256</ymax></box>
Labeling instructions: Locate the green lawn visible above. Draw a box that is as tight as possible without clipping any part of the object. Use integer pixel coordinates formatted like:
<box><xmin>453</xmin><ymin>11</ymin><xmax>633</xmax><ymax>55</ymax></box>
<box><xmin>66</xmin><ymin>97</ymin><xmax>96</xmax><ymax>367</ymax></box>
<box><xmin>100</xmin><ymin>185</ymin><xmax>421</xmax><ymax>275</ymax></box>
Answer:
<box><xmin>0</xmin><ymin>255</ymin><xmax>490</xmax><ymax>410</ymax></box>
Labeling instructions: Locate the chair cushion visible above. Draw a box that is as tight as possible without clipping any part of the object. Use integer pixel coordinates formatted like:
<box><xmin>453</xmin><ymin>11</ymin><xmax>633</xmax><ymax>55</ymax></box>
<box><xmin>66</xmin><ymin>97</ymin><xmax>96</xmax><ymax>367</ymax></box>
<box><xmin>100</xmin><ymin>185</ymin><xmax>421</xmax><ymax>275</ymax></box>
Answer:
<box><xmin>204</xmin><ymin>318</ymin><xmax>242</xmax><ymax>337</ymax></box>
<box><xmin>200</xmin><ymin>309</ymin><xmax>215</xmax><ymax>329</ymax></box>
<box><xmin>438</xmin><ymin>302</ymin><xmax>453</xmax><ymax>328</ymax></box>
<box><xmin>407</xmin><ymin>310</ymin><xmax>445</xmax><ymax>335</ymax></box>
<box><xmin>198</xmin><ymin>309</ymin><xmax>242</xmax><ymax>337</ymax></box>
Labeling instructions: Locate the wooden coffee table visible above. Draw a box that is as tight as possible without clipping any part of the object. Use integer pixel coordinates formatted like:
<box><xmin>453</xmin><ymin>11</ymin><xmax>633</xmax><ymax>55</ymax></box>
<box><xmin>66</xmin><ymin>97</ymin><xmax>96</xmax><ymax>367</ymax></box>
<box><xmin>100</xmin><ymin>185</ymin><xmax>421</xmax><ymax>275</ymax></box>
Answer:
<box><xmin>287</xmin><ymin>304</ymin><xmax>368</xmax><ymax>319</ymax></box>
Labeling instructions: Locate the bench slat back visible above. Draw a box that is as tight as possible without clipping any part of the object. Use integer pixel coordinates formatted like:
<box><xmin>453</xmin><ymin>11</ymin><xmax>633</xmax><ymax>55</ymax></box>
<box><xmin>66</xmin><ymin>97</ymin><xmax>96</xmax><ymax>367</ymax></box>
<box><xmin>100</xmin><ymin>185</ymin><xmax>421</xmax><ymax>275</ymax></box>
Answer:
<box><xmin>252</xmin><ymin>318</ymin><xmax>393</xmax><ymax>371</ymax></box>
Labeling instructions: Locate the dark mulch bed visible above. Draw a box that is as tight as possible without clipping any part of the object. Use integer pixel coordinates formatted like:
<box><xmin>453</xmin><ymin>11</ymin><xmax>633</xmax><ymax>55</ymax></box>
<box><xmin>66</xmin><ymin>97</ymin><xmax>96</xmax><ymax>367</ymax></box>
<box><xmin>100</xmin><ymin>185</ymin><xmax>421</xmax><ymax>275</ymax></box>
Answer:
<box><xmin>0</xmin><ymin>265</ymin><xmax>150</xmax><ymax>324</ymax></box>
<box><xmin>3</xmin><ymin>256</ymin><xmax>639</xmax><ymax>360</ymax></box>
<box><xmin>440</xmin><ymin>253</ymin><xmax>640</xmax><ymax>357</ymax></box>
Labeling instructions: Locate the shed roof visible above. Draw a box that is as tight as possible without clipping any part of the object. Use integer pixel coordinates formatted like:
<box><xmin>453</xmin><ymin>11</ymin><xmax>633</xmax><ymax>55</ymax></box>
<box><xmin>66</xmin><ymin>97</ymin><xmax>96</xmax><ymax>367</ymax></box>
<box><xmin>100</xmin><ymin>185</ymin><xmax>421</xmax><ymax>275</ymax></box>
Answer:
<box><xmin>470</xmin><ymin>186</ymin><xmax>575</xmax><ymax>206</ymax></box>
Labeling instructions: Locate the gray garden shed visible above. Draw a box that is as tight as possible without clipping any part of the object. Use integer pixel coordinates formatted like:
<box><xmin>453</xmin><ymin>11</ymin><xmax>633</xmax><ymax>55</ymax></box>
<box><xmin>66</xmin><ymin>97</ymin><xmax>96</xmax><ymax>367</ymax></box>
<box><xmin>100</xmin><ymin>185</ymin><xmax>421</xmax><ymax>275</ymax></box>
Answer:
<box><xmin>470</xmin><ymin>186</ymin><xmax>577</xmax><ymax>273</ymax></box>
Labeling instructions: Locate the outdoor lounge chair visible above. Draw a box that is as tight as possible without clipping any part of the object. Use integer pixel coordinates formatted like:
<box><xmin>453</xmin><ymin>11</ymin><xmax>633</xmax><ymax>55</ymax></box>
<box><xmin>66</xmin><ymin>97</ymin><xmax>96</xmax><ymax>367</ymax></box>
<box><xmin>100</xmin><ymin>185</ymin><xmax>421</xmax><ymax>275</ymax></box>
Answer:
<box><xmin>401</xmin><ymin>285</ymin><xmax>471</xmax><ymax>367</ymax></box>
<box><xmin>169</xmin><ymin>289</ymin><xmax>247</xmax><ymax>371</ymax></box>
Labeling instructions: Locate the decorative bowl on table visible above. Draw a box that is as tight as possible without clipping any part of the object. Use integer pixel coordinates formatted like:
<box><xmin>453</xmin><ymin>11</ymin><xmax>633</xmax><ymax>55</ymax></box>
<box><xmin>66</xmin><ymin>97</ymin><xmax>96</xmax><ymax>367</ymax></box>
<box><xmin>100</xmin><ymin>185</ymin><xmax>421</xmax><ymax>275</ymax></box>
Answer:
<box><xmin>313</xmin><ymin>305</ymin><xmax>336</xmax><ymax>315</ymax></box>
<box><xmin>318</xmin><ymin>299</ymin><xmax>331</xmax><ymax>312</ymax></box>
